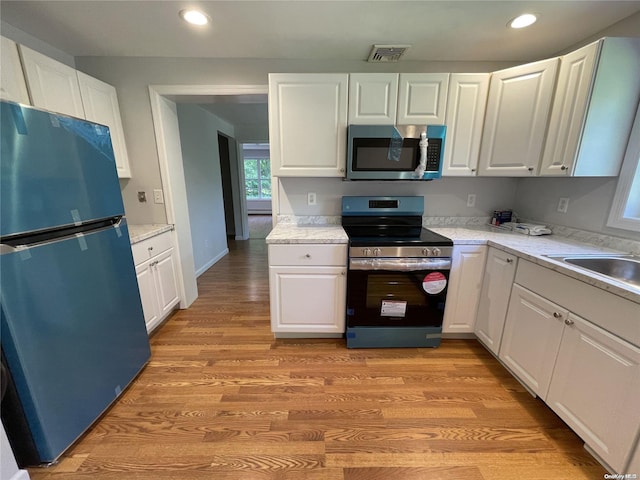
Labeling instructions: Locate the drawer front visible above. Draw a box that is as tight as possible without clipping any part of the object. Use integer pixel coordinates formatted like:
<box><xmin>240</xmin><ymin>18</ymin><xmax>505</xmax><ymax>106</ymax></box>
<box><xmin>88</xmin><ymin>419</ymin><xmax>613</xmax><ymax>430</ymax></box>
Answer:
<box><xmin>131</xmin><ymin>231</ymin><xmax>173</xmax><ymax>266</ymax></box>
<box><xmin>269</xmin><ymin>244</ymin><xmax>347</xmax><ymax>267</ymax></box>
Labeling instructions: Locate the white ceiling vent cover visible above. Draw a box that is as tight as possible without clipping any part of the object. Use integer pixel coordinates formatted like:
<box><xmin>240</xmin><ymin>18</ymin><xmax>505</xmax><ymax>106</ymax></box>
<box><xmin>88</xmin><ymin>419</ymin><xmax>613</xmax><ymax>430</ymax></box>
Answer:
<box><xmin>368</xmin><ymin>44</ymin><xmax>411</xmax><ymax>63</ymax></box>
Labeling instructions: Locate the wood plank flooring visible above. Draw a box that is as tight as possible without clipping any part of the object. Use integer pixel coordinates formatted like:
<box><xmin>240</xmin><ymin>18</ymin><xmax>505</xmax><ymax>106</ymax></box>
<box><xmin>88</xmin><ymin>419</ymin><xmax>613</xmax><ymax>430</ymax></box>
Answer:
<box><xmin>28</xmin><ymin>239</ymin><xmax>607</xmax><ymax>479</ymax></box>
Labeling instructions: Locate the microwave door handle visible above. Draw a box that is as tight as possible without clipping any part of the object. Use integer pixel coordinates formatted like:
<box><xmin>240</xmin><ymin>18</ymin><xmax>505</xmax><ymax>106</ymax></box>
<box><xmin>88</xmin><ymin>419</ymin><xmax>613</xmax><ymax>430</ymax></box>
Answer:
<box><xmin>413</xmin><ymin>131</ymin><xmax>428</xmax><ymax>178</ymax></box>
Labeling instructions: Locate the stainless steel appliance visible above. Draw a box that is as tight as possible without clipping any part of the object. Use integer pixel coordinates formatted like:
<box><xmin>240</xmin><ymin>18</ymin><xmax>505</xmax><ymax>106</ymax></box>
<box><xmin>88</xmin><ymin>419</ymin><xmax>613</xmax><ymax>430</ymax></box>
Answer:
<box><xmin>342</xmin><ymin>196</ymin><xmax>453</xmax><ymax>348</ymax></box>
<box><xmin>0</xmin><ymin>101</ymin><xmax>151</xmax><ymax>465</ymax></box>
<box><xmin>346</xmin><ymin>124</ymin><xmax>446</xmax><ymax>180</ymax></box>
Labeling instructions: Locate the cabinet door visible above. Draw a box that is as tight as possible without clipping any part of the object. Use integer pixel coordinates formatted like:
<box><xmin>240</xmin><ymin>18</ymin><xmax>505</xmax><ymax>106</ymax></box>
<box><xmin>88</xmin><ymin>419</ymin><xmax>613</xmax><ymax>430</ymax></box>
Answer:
<box><xmin>269</xmin><ymin>265</ymin><xmax>346</xmax><ymax>333</ymax></box>
<box><xmin>19</xmin><ymin>45</ymin><xmax>85</xmax><ymax>118</ymax></box>
<box><xmin>442</xmin><ymin>245</ymin><xmax>487</xmax><ymax>334</ymax></box>
<box><xmin>540</xmin><ymin>41</ymin><xmax>599</xmax><ymax>176</ymax></box>
<box><xmin>153</xmin><ymin>248</ymin><xmax>180</xmax><ymax>319</ymax></box>
<box><xmin>348</xmin><ymin>73</ymin><xmax>398</xmax><ymax>125</ymax></box>
<box><xmin>397</xmin><ymin>73</ymin><xmax>449</xmax><ymax>125</ymax></box>
<box><xmin>135</xmin><ymin>261</ymin><xmax>160</xmax><ymax>331</ymax></box>
<box><xmin>546</xmin><ymin>314</ymin><xmax>640</xmax><ymax>473</ymax></box>
<box><xmin>499</xmin><ymin>284</ymin><xmax>566</xmax><ymax>398</ymax></box>
<box><xmin>0</xmin><ymin>36</ymin><xmax>30</xmax><ymax>104</ymax></box>
<box><xmin>269</xmin><ymin>73</ymin><xmax>348</xmax><ymax>177</ymax></box>
<box><xmin>478</xmin><ymin>58</ymin><xmax>558</xmax><ymax>176</ymax></box>
<box><xmin>442</xmin><ymin>73</ymin><xmax>490</xmax><ymax>176</ymax></box>
<box><xmin>77</xmin><ymin>72</ymin><xmax>132</xmax><ymax>178</ymax></box>
<box><xmin>474</xmin><ymin>248</ymin><xmax>517</xmax><ymax>355</ymax></box>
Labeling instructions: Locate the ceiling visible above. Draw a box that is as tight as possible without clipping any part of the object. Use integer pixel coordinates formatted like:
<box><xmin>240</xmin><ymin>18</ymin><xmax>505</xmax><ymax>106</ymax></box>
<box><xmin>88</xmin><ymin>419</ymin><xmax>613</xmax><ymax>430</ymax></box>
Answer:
<box><xmin>2</xmin><ymin>0</ymin><xmax>639</xmax><ymax>128</ymax></box>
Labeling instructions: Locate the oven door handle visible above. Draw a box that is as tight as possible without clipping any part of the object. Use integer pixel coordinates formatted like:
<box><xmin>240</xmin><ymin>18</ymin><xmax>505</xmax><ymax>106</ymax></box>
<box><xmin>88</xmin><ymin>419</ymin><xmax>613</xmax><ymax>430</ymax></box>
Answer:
<box><xmin>349</xmin><ymin>258</ymin><xmax>451</xmax><ymax>271</ymax></box>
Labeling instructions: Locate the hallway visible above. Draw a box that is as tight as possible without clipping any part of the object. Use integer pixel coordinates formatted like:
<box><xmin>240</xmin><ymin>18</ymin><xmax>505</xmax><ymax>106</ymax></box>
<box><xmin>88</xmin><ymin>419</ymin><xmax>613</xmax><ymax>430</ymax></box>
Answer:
<box><xmin>27</xmin><ymin>239</ymin><xmax>606</xmax><ymax>480</ymax></box>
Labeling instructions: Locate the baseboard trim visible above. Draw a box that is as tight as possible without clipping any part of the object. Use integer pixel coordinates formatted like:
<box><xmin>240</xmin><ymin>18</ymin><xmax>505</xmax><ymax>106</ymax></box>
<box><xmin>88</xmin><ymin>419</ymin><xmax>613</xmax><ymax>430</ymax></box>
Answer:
<box><xmin>195</xmin><ymin>248</ymin><xmax>229</xmax><ymax>277</ymax></box>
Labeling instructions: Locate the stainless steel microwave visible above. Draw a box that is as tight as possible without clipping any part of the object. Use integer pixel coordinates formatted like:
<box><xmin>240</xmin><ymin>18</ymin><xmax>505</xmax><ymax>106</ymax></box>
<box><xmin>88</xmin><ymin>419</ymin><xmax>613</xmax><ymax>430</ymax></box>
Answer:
<box><xmin>346</xmin><ymin>124</ymin><xmax>446</xmax><ymax>180</ymax></box>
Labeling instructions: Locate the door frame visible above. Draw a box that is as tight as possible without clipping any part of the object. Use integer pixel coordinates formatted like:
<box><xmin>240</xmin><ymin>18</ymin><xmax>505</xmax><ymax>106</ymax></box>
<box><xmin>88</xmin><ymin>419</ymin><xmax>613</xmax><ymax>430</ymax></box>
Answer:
<box><xmin>148</xmin><ymin>84</ymin><xmax>267</xmax><ymax>308</ymax></box>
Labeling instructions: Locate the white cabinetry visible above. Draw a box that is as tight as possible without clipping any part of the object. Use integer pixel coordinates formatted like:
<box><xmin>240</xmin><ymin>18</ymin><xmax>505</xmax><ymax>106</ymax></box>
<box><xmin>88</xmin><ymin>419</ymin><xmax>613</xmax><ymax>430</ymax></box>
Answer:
<box><xmin>17</xmin><ymin>44</ymin><xmax>131</xmax><ymax>178</ymax></box>
<box><xmin>348</xmin><ymin>73</ymin><xmax>398</xmax><ymax>125</ymax></box>
<box><xmin>442</xmin><ymin>245</ymin><xmax>486</xmax><ymax>334</ymax></box>
<box><xmin>348</xmin><ymin>73</ymin><xmax>449</xmax><ymax>126</ymax></box>
<box><xmin>132</xmin><ymin>231</ymin><xmax>180</xmax><ymax>333</ymax></box>
<box><xmin>397</xmin><ymin>73</ymin><xmax>449</xmax><ymax>125</ymax></box>
<box><xmin>474</xmin><ymin>247</ymin><xmax>517</xmax><ymax>355</ymax></box>
<box><xmin>268</xmin><ymin>244</ymin><xmax>347</xmax><ymax>336</ymax></box>
<box><xmin>502</xmin><ymin>259</ymin><xmax>640</xmax><ymax>473</ymax></box>
<box><xmin>546</xmin><ymin>314</ymin><xmax>640</xmax><ymax>473</ymax></box>
<box><xmin>478</xmin><ymin>58</ymin><xmax>558</xmax><ymax>176</ymax></box>
<box><xmin>77</xmin><ymin>72</ymin><xmax>131</xmax><ymax>178</ymax></box>
<box><xmin>540</xmin><ymin>37</ymin><xmax>640</xmax><ymax>177</ymax></box>
<box><xmin>19</xmin><ymin>44</ymin><xmax>85</xmax><ymax>118</ymax></box>
<box><xmin>269</xmin><ymin>74</ymin><xmax>348</xmax><ymax>177</ymax></box>
<box><xmin>499</xmin><ymin>284</ymin><xmax>566</xmax><ymax>398</ymax></box>
<box><xmin>0</xmin><ymin>36</ymin><xmax>30</xmax><ymax>104</ymax></box>
<box><xmin>442</xmin><ymin>73</ymin><xmax>490</xmax><ymax>176</ymax></box>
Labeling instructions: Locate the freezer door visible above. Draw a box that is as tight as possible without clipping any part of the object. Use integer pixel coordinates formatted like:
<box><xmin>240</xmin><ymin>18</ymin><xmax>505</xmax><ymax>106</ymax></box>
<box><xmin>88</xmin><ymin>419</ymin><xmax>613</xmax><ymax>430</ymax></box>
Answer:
<box><xmin>1</xmin><ymin>101</ymin><xmax>124</xmax><ymax>237</ymax></box>
<box><xmin>0</xmin><ymin>220</ymin><xmax>151</xmax><ymax>462</ymax></box>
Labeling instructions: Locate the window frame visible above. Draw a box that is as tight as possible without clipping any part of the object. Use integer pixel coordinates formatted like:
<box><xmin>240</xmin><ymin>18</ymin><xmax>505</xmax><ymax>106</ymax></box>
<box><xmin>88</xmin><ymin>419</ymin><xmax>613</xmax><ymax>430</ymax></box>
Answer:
<box><xmin>242</xmin><ymin>144</ymin><xmax>271</xmax><ymax>200</ymax></box>
<box><xmin>607</xmin><ymin>104</ymin><xmax>640</xmax><ymax>232</ymax></box>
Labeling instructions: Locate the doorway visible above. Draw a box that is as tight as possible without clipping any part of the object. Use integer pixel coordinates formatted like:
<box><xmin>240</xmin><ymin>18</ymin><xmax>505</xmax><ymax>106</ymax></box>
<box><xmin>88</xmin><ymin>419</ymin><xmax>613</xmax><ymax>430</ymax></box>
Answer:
<box><xmin>148</xmin><ymin>85</ymin><xmax>269</xmax><ymax>308</ymax></box>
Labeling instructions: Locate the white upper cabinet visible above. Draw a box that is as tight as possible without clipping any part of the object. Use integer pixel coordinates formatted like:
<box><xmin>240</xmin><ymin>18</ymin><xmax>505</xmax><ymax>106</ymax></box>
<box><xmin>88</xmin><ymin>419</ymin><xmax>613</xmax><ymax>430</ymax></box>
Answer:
<box><xmin>269</xmin><ymin>73</ymin><xmax>348</xmax><ymax>177</ymax></box>
<box><xmin>77</xmin><ymin>72</ymin><xmax>132</xmax><ymax>178</ymax></box>
<box><xmin>442</xmin><ymin>73</ymin><xmax>490</xmax><ymax>176</ymax></box>
<box><xmin>348</xmin><ymin>73</ymin><xmax>398</xmax><ymax>125</ymax></box>
<box><xmin>478</xmin><ymin>58</ymin><xmax>558</xmax><ymax>176</ymax></box>
<box><xmin>0</xmin><ymin>36</ymin><xmax>30</xmax><ymax>104</ymax></box>
<box><xmin>397</xmin><ymin>73</ymin><xmax>449</xmax><ymax>125</ymax></box>
<box><xmin>19</xmin><ymin>45</ymin><xmax>85</xmax><ymax>118</ymax></box>
<box><xmin>17</xmin><ymin>44</ymin><xmax>132</xmax><ymax>178</ymax></box>
<box><xmin>540</xmin><ymin>37</ymin><xmax>640</xmax><ymax>177</ymax></box>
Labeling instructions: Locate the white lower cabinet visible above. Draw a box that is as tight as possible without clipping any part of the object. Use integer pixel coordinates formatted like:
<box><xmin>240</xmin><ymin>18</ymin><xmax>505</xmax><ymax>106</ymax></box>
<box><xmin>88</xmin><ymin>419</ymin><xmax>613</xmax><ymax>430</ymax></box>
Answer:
<box><xmin>546</xmin><ymin>314</ymin><xmax>640</xmax><ymax>473</ymax></box>
<box><xmin>474</xmin><ymin>248</ymin><xmax>517</xmax><ymax>354</ymax></box>
<box><xmin>499</xmin><ymin>284</ymin><xmax>566</xmax><ymax>398</ymax></box>
<box><xmin>442</xmin><ymin>245</ymin><xmax>486</xmax><ymax>334</ymax></box>
<box><xmin>132</xmin><ymin>231</ymin><xmax>180</xmax><ymax>333</ymax></box>
<box><xmin>268</xmin><ymin>244</ymin><xmax>347</xmax><ymax>336</ymax></box>
<box><xmin>487</xmin><ymin>258</ymin><xmax>640</xmax><ymax>473</ymax></box>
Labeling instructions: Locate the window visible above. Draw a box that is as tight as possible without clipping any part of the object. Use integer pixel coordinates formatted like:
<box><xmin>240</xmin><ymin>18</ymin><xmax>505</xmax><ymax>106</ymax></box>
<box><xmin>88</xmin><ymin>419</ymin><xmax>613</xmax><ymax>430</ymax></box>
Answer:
<box><xmin>608</xmin><ymin>106</ymin><xmax>640</xmax><ymax>232</ymax></box>
<box><xmin>242</xmin><ymin>144</ymin><xmax>271</xmax><ymax>199</ymax></box>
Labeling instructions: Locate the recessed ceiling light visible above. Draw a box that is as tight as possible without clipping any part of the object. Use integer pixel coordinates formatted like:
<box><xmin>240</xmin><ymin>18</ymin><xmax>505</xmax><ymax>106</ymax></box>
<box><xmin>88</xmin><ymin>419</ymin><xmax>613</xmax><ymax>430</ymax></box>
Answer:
<box><xmin>509</xmin><ymin>13</ymin><xmax>538</xmax><ymax>29</ymax></box>
<box><xmin>179</xmin><ymin>9</ymin><xmax>211</xmax><ymax>26</ymax></box>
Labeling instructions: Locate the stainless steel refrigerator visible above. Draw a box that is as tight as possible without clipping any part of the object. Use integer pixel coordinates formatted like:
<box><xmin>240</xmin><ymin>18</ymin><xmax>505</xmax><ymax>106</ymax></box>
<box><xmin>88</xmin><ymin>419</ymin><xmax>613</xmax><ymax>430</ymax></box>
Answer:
<box><xmin>0</xmin><ymin>101</ymin><xmax>151</xmax><ymax>465</ymax></box>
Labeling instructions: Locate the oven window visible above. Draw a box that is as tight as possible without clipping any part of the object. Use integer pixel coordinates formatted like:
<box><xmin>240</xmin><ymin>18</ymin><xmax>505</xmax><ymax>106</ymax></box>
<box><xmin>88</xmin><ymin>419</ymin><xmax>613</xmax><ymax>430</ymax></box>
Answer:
<box><xmin>352</xmin><ymin>138</ymin><xmax>419</xmax><ymax>171</ymax></box>
<box><xmin>365</xmin><ymin>273</ymin><xmax>427</xmax><ymax>308</ymax></box>
<box><xmin>347</xmin><ymin>269</ymin><xmax>448</xmax><ymax>328</ymax></box>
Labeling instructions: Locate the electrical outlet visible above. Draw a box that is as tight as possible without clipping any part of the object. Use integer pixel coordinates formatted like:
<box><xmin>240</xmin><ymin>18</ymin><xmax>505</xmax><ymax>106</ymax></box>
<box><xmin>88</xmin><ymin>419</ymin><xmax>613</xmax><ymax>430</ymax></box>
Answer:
<box><xmin>557</xmin><ymin>197</ymin><xmax>569</xmax><ymax>213</ymax></box>
<box><xmin>153</xmin><ymin>189</ymin><xmax>164</xmax><ymax>204</ymax></box>
<box><xmin>467</xmin><ymin>194</ymin><xmax>476</xmax><ymax>208</ymax></box>
<box><xmin>307</xmin><ymin>192</ymin><xmax>316</xmax><ymax>206</ymax></box>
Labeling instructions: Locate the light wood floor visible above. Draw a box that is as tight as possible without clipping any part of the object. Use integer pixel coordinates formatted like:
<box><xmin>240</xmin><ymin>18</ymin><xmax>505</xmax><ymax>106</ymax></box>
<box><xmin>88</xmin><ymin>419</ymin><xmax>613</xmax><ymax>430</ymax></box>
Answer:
<box><xmin>28</xmin><ymin>239</ymin><xmax>606</xmax><ymax>479</ymax></box>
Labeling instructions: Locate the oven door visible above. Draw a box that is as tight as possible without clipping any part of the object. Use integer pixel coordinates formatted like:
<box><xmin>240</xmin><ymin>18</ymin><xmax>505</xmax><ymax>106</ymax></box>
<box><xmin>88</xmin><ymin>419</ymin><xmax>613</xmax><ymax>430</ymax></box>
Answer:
<box><xmin>346</xmin><ymin>257</ymin><xmax>450</xmax><ymax>328</ymax></box>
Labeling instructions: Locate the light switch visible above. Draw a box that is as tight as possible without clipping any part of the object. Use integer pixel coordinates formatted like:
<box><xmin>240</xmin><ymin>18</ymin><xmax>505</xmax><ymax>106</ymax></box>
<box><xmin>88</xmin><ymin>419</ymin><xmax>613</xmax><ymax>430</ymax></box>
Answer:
<box><xmin>153</xmin><ymin>189</ymin><xmax>165</xmax><ymax>204</ymax></box>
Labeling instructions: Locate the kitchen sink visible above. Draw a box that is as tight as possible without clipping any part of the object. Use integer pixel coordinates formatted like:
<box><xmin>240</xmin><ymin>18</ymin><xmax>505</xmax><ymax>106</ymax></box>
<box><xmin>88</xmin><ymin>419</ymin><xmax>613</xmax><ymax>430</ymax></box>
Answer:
<box><xmin>545</xmin><ymin>254</ymin><xmax>640</xmax><ymax>290</ymax></box>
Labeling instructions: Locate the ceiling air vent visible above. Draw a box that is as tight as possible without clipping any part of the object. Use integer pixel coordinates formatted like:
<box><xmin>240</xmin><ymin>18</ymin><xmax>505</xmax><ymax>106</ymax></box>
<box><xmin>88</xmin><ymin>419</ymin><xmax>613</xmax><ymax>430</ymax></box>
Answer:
<box><xmin>367</xmin><ymin>44</ymin><xmax>411</xmax><ymax>63</ymax></box>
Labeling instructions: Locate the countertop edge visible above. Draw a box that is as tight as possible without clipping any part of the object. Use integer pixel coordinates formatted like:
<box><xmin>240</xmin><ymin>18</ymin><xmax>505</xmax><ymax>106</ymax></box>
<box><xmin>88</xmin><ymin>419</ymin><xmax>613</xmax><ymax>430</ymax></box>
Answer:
<box><xmin>129</xmin><ymin>224</ymin><xmax>174</xmax><ymax>244</ymax></box>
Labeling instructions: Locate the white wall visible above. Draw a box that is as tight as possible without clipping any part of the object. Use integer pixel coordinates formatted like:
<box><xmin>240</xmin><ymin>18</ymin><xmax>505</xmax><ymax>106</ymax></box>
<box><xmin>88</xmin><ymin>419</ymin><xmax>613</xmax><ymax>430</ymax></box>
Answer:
<box><xmin>277</xmin><ymin>177</ymin><xmax>519</xmax><ymax>218</ymax></box>
<box><xmin>176</xmin><ymin>104</ymin><xmax>233</xmax><ymax>276</ymax></box>
<box><xmin>515</xmin><ymin>177</ymin><xmax>640</xmax><ymax>241</ymax></box>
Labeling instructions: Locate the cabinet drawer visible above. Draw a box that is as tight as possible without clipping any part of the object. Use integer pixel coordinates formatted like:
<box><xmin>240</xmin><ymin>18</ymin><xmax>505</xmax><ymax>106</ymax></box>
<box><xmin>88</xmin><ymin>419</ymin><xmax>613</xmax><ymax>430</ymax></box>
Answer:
<box><xmin>131</xmin><ymin>231</ymin><xmax>173</xmax><ymax>266</ymax></box>
<box><xmin>269</xmin><ymin>244</ymin><xmax>347</xmax><ymax>267</ymax></box>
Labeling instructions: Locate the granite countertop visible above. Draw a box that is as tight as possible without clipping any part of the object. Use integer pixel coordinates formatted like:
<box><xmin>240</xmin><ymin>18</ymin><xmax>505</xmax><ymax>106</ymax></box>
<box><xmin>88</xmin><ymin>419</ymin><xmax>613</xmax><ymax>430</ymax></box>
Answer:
<box><xmin>128</xmin><ymin>223</ymin><xmax>174</xmax><ymax>244</ymax></box>
<box><xmin>266</xmin><ymin>224</ymin><xmax>349</xmax><ymax>244</ymax></box>
<box><xmin>430</xmin><ymin>225</ymin><xmax>639</xmax><ymax>304</ymax></box>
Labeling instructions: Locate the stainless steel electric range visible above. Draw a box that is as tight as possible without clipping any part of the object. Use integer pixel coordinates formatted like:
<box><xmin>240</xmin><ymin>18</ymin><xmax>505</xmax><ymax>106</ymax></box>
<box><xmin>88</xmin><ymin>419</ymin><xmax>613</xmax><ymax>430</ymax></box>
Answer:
<box><xmin>342</xmin><ymin>196</ymin><xmax>453</xmax><ymax>348</ymax></box>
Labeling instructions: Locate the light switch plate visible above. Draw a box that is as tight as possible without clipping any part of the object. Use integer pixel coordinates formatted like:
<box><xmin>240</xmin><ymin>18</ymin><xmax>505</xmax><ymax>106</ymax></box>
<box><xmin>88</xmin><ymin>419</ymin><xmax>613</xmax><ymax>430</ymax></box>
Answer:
<box><xmin>153</xmin><ymin>189</ymin><xmax>165</xmax><ymax>204</ymax></box>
